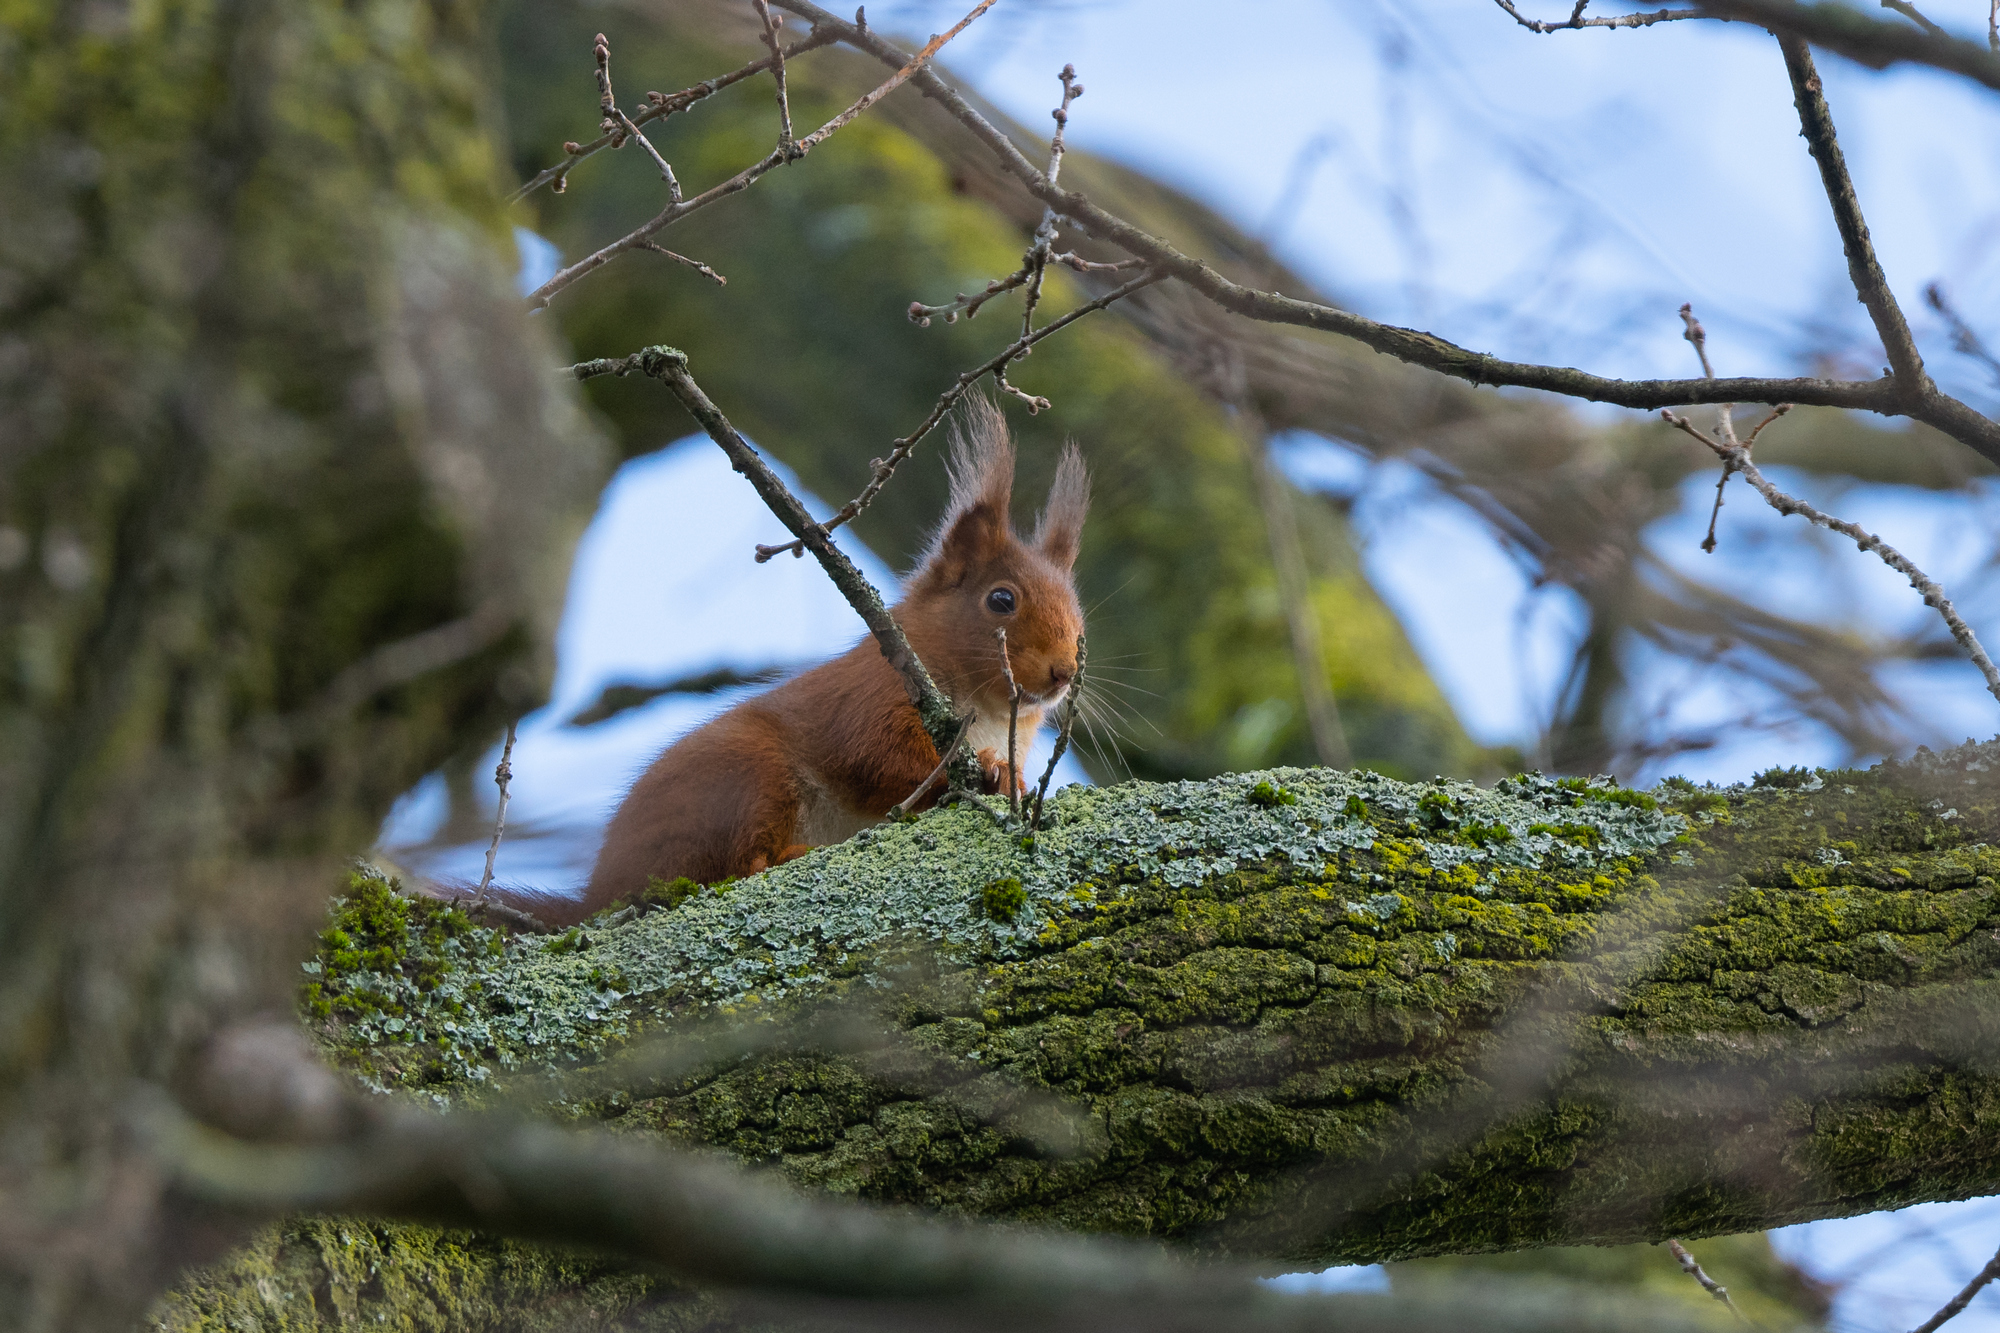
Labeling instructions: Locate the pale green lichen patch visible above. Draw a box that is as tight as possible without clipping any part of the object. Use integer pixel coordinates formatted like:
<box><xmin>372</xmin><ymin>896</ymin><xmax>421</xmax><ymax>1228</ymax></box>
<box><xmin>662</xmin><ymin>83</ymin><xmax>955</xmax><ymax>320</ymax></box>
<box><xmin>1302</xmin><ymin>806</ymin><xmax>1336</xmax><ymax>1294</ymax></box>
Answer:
<box><xmin>307</xmin><ymin>766</ymin><xmax>1686</xmax><ymax>1092</ymax></box>
<box><xmin>238</xmin><ymin>741</ymin><xmax>2000</xmax><ymax>1300</ymax></box>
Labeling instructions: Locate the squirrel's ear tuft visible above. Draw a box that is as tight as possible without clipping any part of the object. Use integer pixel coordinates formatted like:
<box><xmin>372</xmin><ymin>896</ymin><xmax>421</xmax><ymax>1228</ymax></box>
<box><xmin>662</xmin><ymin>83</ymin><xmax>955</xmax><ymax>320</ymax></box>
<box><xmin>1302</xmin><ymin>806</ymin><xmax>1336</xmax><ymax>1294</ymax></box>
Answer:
<box><xmin>915</xmin><ymin>397</ymin><xmax>1016</xmax><ymax>586</ymax></box>
<box><xmin>1033</xmin><ymin>440</ymin><xmax>1089</xmax><ymax>570</ymax></box>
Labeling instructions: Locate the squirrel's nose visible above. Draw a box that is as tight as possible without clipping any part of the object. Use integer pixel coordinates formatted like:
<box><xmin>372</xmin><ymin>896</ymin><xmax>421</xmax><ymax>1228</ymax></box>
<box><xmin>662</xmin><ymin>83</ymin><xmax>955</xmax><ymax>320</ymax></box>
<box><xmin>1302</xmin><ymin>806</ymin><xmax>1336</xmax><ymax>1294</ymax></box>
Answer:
<box><xmin>1049</xmin><ymin>665</ymin><xmax>1074</xmax><ymax>689</ymax></box>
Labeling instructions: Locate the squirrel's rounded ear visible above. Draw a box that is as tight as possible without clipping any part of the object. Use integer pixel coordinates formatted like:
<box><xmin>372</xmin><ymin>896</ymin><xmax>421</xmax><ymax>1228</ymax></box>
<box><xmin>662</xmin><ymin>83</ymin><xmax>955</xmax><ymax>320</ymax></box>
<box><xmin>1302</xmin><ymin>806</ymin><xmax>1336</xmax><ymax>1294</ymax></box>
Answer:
<box><xmin>1033</xmin><ymin>441</ymin><xmax>1089</xmax><ymax>570</ymax></box>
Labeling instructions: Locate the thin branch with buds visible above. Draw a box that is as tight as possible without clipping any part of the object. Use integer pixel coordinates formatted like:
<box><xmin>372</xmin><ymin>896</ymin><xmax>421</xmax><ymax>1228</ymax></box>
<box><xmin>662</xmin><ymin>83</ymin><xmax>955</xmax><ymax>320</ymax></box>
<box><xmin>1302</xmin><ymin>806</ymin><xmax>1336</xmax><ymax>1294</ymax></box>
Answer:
<box><xmin>524</xmin><ymin>0</ymin><xmax>996</xmax><ymax>310</ymax></box>
<box><xmin>1660</xmin><ymin>403</ymin><xmax>2000</xmax><ymax>704</ymax></box>
<box><xmin>509</xmin><ymin>28</ymin><xmax>837</xmax><ymax>202</ymax></box>
<box><xmin>1492</xmin><ymin>0</ymin><xmax>1705</xmax><ymax>31</ymax></box>
<box><xmin>750</xmin><ymin>0</ymin><xmax>798</xmax><ymax>156</ymax></box>
<box><xmin>758</xmin><ymin>268</ymin><xmax>1161</xmax><ymax>562</ymax></box>
<box><xmin>1666</xmin><ymin>1240</ymin><xmax>1745</xmax><ymax>1322</ymax></box>
<box><xmin>1665</xmin><ymin>304</ymin><xmax>1999</xmax><ymax>702</ymax></box>
<box><xmin>639</xmin><ymin>241</ymin><xmax>726</xmax><ymax>285</ymax></box>
<box><xmin>1017</xmin><ymin>65</ymin><xmax>1084</xmax><ymax>343</ymax></box>
<box><xmin>1909</xmin><ymin>1239</ymin><xmax>2000</xmax><ymax>1333</ymax></box>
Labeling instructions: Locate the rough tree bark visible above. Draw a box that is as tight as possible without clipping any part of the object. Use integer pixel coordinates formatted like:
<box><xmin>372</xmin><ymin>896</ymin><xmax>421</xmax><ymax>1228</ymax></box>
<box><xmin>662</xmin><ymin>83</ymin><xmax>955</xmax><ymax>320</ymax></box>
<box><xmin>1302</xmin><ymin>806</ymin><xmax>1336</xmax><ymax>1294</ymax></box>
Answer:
<box><xmin>163</xmin><ymin>748</ymin><xmax>2000</xmax><ymax>1327</ymax></box>
<box><xmin>0</xmin><ymin>0</ymin><xmax>605</xmax><ymax>1325</ymax></box>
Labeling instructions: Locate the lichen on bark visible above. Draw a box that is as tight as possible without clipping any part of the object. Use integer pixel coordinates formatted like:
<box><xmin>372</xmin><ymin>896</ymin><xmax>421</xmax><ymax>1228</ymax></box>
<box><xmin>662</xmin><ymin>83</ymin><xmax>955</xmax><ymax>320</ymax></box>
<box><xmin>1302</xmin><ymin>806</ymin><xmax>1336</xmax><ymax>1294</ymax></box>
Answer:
<box><xmin>162</xmin><ymin>740</ymin><xmax>2000</xmax><ymax>1327</ymax></box>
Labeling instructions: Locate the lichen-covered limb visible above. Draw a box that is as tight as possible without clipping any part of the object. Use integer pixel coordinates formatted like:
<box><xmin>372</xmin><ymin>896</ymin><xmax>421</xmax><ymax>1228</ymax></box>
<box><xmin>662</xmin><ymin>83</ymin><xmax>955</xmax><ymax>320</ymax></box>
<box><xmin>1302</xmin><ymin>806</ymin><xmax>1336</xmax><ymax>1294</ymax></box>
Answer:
<box><xmin>273</xmin><ymin>744</ymin><xmax>2000</xmax><ymax>1296</ymax></box>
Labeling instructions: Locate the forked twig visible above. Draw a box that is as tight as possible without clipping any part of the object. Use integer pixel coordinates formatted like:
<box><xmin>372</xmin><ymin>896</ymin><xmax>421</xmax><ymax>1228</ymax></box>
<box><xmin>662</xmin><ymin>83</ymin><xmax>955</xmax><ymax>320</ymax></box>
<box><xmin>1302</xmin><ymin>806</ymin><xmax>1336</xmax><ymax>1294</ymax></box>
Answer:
<box><xmin>1662</xmin><ymin>404</ymin><xmax>2000</xmax><ymax>703</ymax></box>
<box><xmin>524</xmin><ymin>0</ymin><xmax>997</xmax><ymax>310</ymax></box>
<box><xmin>508</xmin><ymin>29</ymin><xmax>836</xmax><ymax>202</ymax></box>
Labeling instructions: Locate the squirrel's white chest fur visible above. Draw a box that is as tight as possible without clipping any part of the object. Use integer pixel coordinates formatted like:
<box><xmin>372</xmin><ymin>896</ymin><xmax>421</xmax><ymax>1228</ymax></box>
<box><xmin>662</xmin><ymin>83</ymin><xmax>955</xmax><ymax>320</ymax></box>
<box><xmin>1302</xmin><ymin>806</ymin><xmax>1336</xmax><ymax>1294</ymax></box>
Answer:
<box><xmin>965</xmin><ymin>701</ymin><xmax>1045</xmax><ymax>772</ymax></box>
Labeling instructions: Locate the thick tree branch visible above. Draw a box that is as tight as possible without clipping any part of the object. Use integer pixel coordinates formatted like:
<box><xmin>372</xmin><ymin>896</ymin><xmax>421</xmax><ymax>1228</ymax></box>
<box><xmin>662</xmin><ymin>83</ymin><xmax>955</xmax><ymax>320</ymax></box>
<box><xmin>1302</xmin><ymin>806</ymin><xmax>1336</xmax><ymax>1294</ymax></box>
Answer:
<box><xmin>1694</xmin><ymin>0</ymin><xmax>2000</xmax><ymax>91</ymax></box>
<box><xmin>161</xmin><ymin>1077</ymin><xmax>1730</xmax><ymax>1333</ymax></box>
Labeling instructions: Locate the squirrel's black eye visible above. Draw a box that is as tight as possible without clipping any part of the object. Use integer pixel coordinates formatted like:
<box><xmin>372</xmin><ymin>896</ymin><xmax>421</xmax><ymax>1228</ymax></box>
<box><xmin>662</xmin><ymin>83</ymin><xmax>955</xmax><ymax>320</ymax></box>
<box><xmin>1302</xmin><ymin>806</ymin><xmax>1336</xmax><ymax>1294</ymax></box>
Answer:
<box><xmin>986</xmin><ymin>588</ymin><xmax>1016</xmax><ymax>614</ymax></box>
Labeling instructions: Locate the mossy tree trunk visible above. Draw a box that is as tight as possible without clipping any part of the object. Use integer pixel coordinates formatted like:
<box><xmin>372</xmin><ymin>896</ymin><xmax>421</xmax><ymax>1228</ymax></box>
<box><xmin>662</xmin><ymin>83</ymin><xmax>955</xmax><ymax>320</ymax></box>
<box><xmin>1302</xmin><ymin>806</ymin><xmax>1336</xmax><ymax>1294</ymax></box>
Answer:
<box><xmin>0</xmin><ymin>1</ymin><xmax>603</xmax><ymax>1326</ymax></box>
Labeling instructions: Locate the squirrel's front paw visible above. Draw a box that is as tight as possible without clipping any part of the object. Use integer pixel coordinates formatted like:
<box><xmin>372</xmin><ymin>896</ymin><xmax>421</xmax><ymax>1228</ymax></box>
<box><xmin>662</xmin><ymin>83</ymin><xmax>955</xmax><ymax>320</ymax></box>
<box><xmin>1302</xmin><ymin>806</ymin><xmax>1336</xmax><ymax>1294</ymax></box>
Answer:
<box><xmin>976</xmin><ymin>746</ymin><xmax>1024</xmax><ymax>797</ymax></box>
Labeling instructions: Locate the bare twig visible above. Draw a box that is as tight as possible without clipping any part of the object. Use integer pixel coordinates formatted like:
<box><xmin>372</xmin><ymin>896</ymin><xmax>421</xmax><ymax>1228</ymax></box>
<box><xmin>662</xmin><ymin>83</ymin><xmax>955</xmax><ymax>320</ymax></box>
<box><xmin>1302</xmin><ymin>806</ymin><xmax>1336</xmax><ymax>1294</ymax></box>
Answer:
<box><xmin>1908</xmin><ymin>1239</ymin><xmax>2000</xmax><ymax>1333</ymax></box>
<box><xmin>1029</xmin><ymin>633</ymin><xmax>1084</xmax><ymax>831</ymax></box>
<box><xmin>523</xmin><ymin>0</ymin><xmax>996</xmax><ymax>310</ymax></box>
<box><xmin>1681</xmin><ymin>302</ymin><xmax>1739</xmax><ymax>553</ymax></box>
<box><xmin>508</xmin><ymin>29</ymin><xmax>837</xmax><ymax>203</ymax></box>
<box><xmin>1492</xmin><ymin>0</ymin><xmax>1707</xmax><ymax>30</ymax></box>
<box><xmin>995</xmin><ymin>629</ymin><xmax>1023</xmax><ymax>819</ymax></box>
<box><xmin>1666</xmin><ymin>1240</ymin><xmax>1745</xmax><ymax>1322</ymax></box>
<box><xmin>1926</xmin><ymin>283</ymin><xmax>2000</xmax><ymax>389</ymax></box>
<box><xmin>617</xmin><ymin>111</ymin><xmax>683</xmax><ymax>201</ymax></box>
<box><xmin>473</xmin><ymin>720</ymin><xmax>518</xmax><ymax>908</ymax></box>
<box><xmin>639</xmin><ymin>241</ymin><xmax>726</xmax><ymax>285</ymax></box>
<box><xmin>777</xmin><ymin>0</ymin><xmax>2000</xmax><ymax>466</ymax></box>
<box><xmin>887</xmin><ymin>714</ymin><xmax>973</xmax><ymax>820</ymax></box>
<box><xmin>1880</xmin><ymin>0</ymin><xmax>1945</xmax><ymax>35</ymax></box>
<box><xmin>759</xmin><ymin>269</ymin><xmax>1161</xmax><ymax>561</ymax></box>
<box><xmin>1776</xmin><ymin>36</ymin><xmax>1929</xmax><ymax>398</ymax></box>
<box><xmin>792</xmin><ymin>0</ymin><xmax>999</xmax><ymax>156</ymax></box>
<box><xmin>751</xmin><ymin>0</ymin><xmax>798</xmax><ymax>157</ymax></box>
<box><xmin>1663</xmin><ymin>406</ymin><xmax>2000</xmax><ymax>704</ymax></box>
<box><xmin>1018</xmin><ymin>65</ymin><xmax>1084</xmax><ymax>343</ymax></box>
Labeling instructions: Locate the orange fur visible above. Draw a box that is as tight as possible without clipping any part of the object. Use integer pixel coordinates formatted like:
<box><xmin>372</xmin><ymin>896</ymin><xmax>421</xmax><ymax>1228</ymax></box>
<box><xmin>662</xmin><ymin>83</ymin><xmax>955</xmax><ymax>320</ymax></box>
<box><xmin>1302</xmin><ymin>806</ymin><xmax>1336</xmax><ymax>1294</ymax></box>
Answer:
<box><xmin>540</xmin><ymin>401</ymin><xmax>1086</xmax><ymax>926</ymax></box>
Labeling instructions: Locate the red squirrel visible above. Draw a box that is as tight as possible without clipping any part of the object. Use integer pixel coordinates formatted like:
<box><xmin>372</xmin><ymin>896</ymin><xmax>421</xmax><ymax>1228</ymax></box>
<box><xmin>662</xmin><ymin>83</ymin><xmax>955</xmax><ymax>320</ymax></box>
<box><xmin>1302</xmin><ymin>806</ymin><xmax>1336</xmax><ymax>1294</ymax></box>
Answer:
<box><xmin>546</xmin><ymin>399</ymin><xmax>1086</xmax><ymax>926</ymax></box>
